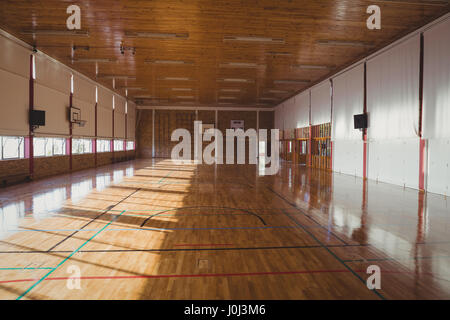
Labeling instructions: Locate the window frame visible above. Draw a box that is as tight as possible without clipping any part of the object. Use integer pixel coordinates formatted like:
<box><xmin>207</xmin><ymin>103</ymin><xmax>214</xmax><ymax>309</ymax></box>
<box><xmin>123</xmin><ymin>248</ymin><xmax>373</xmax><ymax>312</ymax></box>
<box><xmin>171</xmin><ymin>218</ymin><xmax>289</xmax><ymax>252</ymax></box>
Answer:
<box><xmin>1</xmin><ymin>136</ymin><xmax>25</xmax><ymax>160</ymax></box>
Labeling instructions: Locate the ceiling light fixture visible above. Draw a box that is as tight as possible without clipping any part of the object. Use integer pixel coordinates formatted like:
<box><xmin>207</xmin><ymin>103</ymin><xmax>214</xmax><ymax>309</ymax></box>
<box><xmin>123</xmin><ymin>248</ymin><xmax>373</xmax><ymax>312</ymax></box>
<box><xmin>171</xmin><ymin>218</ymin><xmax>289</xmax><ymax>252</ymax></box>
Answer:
<box><xmin>220</xmin><ymin>62</ymin><xmax>259</xmax><ymax>68</ymax></box>
<box><xmin>259</xmin><ymin>97</ymin><xmax>278</xmax><ymax>101</ymax></box>
<box><xmin>159</xmin><ymin>77</ymin><xmax>192</xmax><ymax>81</ymax></box>
<box><xmin>292</xmin><ymin>64</ymin><xmax>331</xmax><ymax>70</ymax></box>
<box><xmin>267</xmin><ymin>90</ymin><xmax>290</xmax><ymax>94</ymax></box>
<box><xmin>125</xmin><ymin>31</ymin><xmax>189</xmax><ymax>39</ymax></box>
<box><xmin>97</xmin><ymin>75</ymin><xmax>136</xmax><ymax>80</ymax></box>
<box><xmin>266</xmin><ymin>52</ymin><xmax>293</xmax><ymax>56</ymax></box>
<box><xmin>218</xmin><ymin>96</ymin><xmax>238</xmax><ymax>100</ymax></box>
<box><xmin>317</xmin><ymin>40</ymin><xmax>374</xmax><ymax>47</ymax></box>
<box><xmin>120</xmin><ymin>87</ymin><xmax>147</xmax><ymax>91</ymax></box>
<box><xmin>171</xmin><ymin>88</ymin><xmax>193</xmax><ymax>91</ymax></box>
<box><xmin>146</xmin><ymin>59</ymin><xmax>193</xmax><ymax>65</ymax></box>
<box><xmin>22</xmin><ymin>30</ymin><xmax>89</xmax><ymax>37</ymax></box>
<box><xmin>274</xmin><ymin>79</ymin><xmax>310</xmax><ymax>85</ymax></box>
<box><xmin>220</xmin><ymin>88</ymin><xmax>242</xmax><ymax>92</ymax></box>
<box><xmin>133</xmin><ymin>95</ymin><xmax>153</xmax><ymax>99</ymax></box>
<box><xmin>72</xmin><ymin>58</ymin><xmax>116</xmax><ymax>63</ymax></box>
<box><xmin>218</xmin><ymin>78</ymin><xmax>254</xmax><ymax>83</ymax></box>
<box><xmin>224</xmin><ymin>35</ymin><xmax>284</xmax><ymax>44</ymax></box>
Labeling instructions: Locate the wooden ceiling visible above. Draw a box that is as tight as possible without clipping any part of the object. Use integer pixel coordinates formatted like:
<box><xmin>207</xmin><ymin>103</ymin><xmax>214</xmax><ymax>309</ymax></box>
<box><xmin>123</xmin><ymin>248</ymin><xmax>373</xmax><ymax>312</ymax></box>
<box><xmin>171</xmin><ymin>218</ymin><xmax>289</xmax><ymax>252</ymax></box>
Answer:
<box><xmin>1</xmin><ymin>0</ymin><xmax>449</xmax><ymax>108</ymax></box>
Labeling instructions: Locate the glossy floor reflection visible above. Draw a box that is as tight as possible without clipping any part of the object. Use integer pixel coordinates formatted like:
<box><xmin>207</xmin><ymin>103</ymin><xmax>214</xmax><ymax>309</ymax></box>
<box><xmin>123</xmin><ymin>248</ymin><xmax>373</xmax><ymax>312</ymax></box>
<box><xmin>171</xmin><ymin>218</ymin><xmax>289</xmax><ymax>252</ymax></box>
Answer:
<box><xmin>0</xmin><ymin>159</ymin><xmax>449</xmax><ymax>299</ymax></box>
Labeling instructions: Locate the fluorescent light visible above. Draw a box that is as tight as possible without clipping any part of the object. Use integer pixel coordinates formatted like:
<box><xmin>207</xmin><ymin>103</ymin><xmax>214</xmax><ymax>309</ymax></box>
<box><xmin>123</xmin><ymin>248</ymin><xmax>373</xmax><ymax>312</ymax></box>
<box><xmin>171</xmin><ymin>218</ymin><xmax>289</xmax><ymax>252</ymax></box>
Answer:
<box><xmin>218</xmin><ymin>78</ymin><xmax>254</xmax><ymax>83</ymax></box>
<box><xmin>220</xmin><ymin>62</ymin><xmax>259</xmax><ymax>68</ymax></box>
<box><xmin>268</xmin><ymin>90</ymin><xmax>289</xmax><ymax>94</ymax></box>
<box><xmin>224</xmin><ymin>36</ymin><xmax>284</xmax><ymax>44</ymax></box>
<box><xmin>133</xmin><ymin>95</ymin><xmax>153</xmax><ymax>99</ymax></box>
<box><xmin>218</xmin><ymin>102</ymin><xmax>234</xmax><ymax>105</ymax></box>
<box><xmin>72</xmin><ymin>58</ymin><xmax>116</xmax><ymax>63</ymax></box>
<box><xmin>259</xmin><ymin>97</ymin><xmax>278</xmax><ymax>101</ymax></box>
<box><xmin>292</xmin><ymin>64</ymin><xmax>331</xmax><ymax>70</ymax></box>
<box><xmin>159</xmin><ymin>77</ymin><xmax>192</xmax><ymax>81</ymax></box>
<box><xmin>274</xmin><ymin>79</ymin><xmax>310</xmax><ymax>84</ymax></box>
<box><xmin>98</xmin><ymin>75</ymin><xmax>136</xmax><ymax>80</ymax></box>
<box><xmin>125</xmin><ymin>31</ymin><xmax>188</xmax><ymax>39</ymax></box>
<box><xmin>120</xmin><ymin>87</ymin><xmax>147</xmax><ymax>91</ymax></box>
<box><xmin>176</xmin><ymin>96</ymin><xmax>195</xmax><ymax>99</ymax></box>
<box><xmin>145</xmin><ymin>60</ymin><xmax>193</xmax><ymax>65</ymax></box>
<box><xmin>171</xmin><ymin>88</ymin><xmax>193</xmax><ymax>91</ymax></box>
<box><xmin>22</xmin><ymin>30</ymin><xmax>89</xmax><ymax>36</ymax></box>
<box><xmin>218</xmin><ymin>96</ymin><xmax>238</xmax><ymax>100</ymax></box>
<box><xmin>266</xmin><ymin>52</ymin><xmax>293</xmax><ymax>56</ymax></box>
<box><xmin>220</xmin><ymin>88</ymin><xmax>242</xmax><ymax>92</ymax></box>
<box><xmin>317</xmin><ymin>40</ymin><xmax>374</xmax><ymax>47</ymax></box>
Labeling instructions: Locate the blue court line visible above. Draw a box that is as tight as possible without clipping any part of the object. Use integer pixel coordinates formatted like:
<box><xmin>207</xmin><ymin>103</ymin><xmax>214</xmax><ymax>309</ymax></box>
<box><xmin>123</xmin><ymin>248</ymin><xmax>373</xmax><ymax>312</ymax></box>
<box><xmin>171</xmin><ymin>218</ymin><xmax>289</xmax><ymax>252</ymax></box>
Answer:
<box><xmin>16</xmin><ymin>210</ymin><xmax>126</xmax><ymax>300</ymax></box>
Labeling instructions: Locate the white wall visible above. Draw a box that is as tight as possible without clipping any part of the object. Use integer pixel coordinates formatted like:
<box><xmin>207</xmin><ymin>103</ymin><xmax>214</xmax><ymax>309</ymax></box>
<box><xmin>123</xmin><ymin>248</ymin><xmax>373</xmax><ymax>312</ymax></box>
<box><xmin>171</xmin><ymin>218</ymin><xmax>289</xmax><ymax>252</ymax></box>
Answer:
<box><xmin>332</xmin><ymin>64</ymin><xmax>365</xmax><ymax>177</ymax></box>
<box><xmin>366</xmin><ymin>35</ymin><xmax>421</xmax><ymax>189</ymax></box>
<box><xmin>273</xmin><ymin>14</ymin><xmax>450</xmax><ymax>195</ymax></box>
<box><xmin>311</xmin><ymin>81</ymin><xmax>331</xmax><ymax>126</ymax></box>
<box><xmin>274</xmin><ymin>91</ymin><xmax>309</xmax><ymax>130</ymax></box>
<box><xmin>423</xmin><ymin>17</ymin><xmax>450</xmax><ymax>196</ymax></box>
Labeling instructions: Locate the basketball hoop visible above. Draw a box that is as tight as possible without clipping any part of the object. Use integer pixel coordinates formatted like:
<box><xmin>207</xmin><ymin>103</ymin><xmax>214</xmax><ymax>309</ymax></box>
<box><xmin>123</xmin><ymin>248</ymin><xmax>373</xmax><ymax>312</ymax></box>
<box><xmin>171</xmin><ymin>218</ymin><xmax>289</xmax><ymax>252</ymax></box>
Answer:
<box><xmin>77</xmin><ymin>120</ymin><xmax>87</xmax><ymax>127</ymax></box>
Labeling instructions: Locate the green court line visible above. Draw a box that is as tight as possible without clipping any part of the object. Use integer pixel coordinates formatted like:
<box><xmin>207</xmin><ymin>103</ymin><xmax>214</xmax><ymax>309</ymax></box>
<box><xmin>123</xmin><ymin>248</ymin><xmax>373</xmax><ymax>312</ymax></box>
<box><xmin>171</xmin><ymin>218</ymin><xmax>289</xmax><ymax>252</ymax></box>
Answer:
<box><xmin>0</xmin><ymin>267</ymin><xmax>54</xmax><ymax>270</ymax></box>
<box><xmin>16</xmin><ymin>210</ymin><xmax>127</xmax><ymax>300</ymax></box>
<box><xmin>157</xmin><ymin>171</ymin><xmax>172</xmax><ymax>184</ymax></box>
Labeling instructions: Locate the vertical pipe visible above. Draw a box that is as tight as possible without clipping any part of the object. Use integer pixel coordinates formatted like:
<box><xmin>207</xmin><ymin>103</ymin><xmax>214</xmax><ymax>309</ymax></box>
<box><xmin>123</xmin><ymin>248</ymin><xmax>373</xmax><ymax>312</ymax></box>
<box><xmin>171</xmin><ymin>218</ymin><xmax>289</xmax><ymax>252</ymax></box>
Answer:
<box><xmin>152</xmin><ymin>109</ymin><xmax>155</xmax><ymax>158</ymax></box>
<box><xmin>69</xmin><ymin>93</ymin><xmax>73</xmax><ymax>171</ymax></box>
<box><xmin>363</xmin><ymin>62</ymin><xmax>368</xmax><ymax>180</ymax></box>
<box><xmin>418</xmin><ymin>33</ymin><xmax>426</xmax><ymax>192</ymax></box>
<box><xmin>125</xmin><ymin>111</ymin><xmax>128</xmax><ymax>160</ymax></box>
<box><xmin>308</xmin><ymin>91</ymin><xmax>312</xmax><ymax>167</ymax></box>
<box><xmin>94</xmin><ymin>102</ymin><xmax>98</xmax><ymax>167</ymax></box>
<box><xmin>28</xmin><ymin>55</ymin><xmax>34</xmax><ymax>179</ymax></box>
<box><xmin>112</xmin><ymin>107</ymin><xmax>115</xmax><ymax>162</ymax></box>
<box><xmin>329</xmin><ymin>79</ymin><xmax>333</xmax><ymax>171</ymax></box>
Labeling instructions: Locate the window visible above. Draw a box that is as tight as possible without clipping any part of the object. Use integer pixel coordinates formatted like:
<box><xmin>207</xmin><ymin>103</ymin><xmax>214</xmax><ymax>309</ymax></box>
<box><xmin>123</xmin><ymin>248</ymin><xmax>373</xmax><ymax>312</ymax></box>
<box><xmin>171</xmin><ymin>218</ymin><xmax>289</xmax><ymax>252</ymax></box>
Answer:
<box><xmin>34</xmin><ymin>137</ymin><xmax>66</xmax><ymax>157</ymax></box>
<box><xmin>72</xmin><ymin>138</ymin><xmax>92</xmax><ymax>154</ymax></box>
<box><xmin>114</xmin><ymin>140</ymin><xmax>124</xmax><ymax>151</ymax></box>
<box><xmin>126</xmin><ymin>141</ymin><xmax>134</xmax><ymax>150</ymax></box>
<box><xmin>1</xmin><ymin>136</ymin><xmax>25</xmax><ymax>160</ymax></box>
<box><xmin>97</xmin><ymin>139</ymin><xmax>111</xmax><ymax>153</ymax></box>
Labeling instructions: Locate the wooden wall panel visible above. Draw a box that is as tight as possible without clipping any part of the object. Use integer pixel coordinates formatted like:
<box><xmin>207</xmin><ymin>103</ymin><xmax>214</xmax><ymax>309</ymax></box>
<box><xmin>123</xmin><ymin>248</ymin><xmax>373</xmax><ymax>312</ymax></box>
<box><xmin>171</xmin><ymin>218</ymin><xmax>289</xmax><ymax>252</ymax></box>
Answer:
<box><xmin>154</xmin><ymin>110</ymin><xmax>195</xmax><ymax>158</ymax></box>
<box><xmin>136</xmin><ymin>109</ymin><xmax>153</xmax><ymax>158</ymax></box>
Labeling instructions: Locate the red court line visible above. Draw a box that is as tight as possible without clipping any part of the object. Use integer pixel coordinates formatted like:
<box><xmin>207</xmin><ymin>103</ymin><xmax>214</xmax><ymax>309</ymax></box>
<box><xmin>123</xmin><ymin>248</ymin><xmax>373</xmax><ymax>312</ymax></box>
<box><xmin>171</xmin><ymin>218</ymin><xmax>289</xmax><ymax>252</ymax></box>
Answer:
<box><xmin>0</xmin><ymin>269</ymin><xmax>443</xmax><ymax>285</ymax></box>
<box><xmin>0</xmin><ymin>269</ymin><xmax>349</xmax><ymax>284</ymax></box>
<box><xmin>173</xmin><ymin>244</ymin><xmax>234</xmax><ymax>247</ymax></box>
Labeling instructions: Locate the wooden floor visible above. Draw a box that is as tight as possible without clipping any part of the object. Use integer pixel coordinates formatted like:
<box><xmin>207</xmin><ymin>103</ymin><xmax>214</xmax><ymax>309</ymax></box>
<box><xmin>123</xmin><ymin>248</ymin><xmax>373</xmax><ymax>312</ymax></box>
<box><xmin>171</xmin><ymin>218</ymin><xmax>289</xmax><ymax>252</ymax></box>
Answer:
<box><xmin>0</xmin><ymin>159</ymin><xmax>449</xmax><ymax>300</ymax></box>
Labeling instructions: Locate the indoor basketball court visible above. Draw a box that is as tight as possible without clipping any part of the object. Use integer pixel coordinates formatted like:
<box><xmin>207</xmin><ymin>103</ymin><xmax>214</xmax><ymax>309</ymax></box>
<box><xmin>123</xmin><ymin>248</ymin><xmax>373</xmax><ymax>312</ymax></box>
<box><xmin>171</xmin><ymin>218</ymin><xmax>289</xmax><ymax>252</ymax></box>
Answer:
<box><xmin>0</xmin><ymin>1</ymin><xmax>450</xmax><ymax>302</ymax></box>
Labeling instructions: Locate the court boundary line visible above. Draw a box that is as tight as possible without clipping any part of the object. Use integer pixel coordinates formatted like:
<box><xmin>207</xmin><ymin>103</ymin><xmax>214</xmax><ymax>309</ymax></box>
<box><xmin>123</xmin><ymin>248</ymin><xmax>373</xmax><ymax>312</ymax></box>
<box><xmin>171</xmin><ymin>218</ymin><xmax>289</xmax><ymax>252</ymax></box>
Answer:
<box><xmin>16</xmin><ymin>210</ymin><xmax>127</xmax><ymax>300</ymax></box>
<box><xmin>140</xmin><ymin>206</ymin><xmax>267</xmax><ymax>227</ymax></box>
<box><xmin>266</xmin><ymin>186</ymin><xmax>386</xmax><ymax>300</ymax></box>
<box><xmin>0</xmin><ymin>243</ymin><xmax>372</xmax><ymax>255</ymax></box>
<box><xmin>46</xmin><ymin>188</ymin><xmax>142</xmax><ymax>252</ymax></box>
<box><xmin>280</xmin><ymin>207</ymin><xmax>387</xmax><ymax>300</ymax></box>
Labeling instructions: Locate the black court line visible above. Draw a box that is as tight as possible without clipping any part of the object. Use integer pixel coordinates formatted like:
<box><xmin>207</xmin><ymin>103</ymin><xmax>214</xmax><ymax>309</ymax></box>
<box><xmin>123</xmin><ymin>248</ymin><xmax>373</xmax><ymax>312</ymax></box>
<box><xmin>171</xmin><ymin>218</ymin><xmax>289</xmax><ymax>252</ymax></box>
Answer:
<box><xmin>0</xmin><ymin>243</ymin><xmax>372</xmax><ymax>254</ymax></box>
<box><xmin>140</xmin><ymin>206</ymin><xmax>267</xmax><ymax>227</ymax></box>
<box><xmin>280</xmin><ymin>208</ymin><xmax>386</xmax><ymax>300</ymax></box>
<box><xmin>266</xmin><ymin>186</ymin><xmax>349</xmax><ymax>245</ymax></box>
<box><xmin>46</xmin><ymin>188</ymin><xmax>142</xmax><ymax>252</ymax></box>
